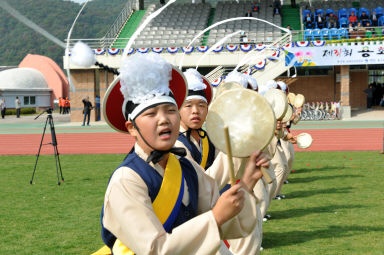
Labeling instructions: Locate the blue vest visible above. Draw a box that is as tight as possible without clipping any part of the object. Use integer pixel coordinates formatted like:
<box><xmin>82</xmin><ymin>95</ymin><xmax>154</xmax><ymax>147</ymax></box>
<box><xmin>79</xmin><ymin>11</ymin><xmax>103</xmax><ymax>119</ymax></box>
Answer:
<box><xmin>101</xmin><ymin>151</ymin><xmax>199</xmax><ymax>249</ymax></box>
<box><xmin>177</xmin><ymin>131</ymin><xmax>216</xmax><ymax>170</ymax></box>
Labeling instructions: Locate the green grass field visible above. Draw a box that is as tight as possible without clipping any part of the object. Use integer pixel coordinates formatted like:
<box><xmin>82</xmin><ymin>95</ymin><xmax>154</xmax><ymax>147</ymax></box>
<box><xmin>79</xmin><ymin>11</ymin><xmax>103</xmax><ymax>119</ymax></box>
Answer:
<box><xmin>1</xmin><ymin>151</ymin><xmax>383</xmax><ymax>254</ymax></box>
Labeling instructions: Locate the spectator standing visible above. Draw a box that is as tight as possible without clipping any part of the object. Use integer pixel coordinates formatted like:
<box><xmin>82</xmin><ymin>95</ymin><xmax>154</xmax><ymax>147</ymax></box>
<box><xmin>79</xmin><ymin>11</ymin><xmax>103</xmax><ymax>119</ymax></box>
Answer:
<box><xmin>245</xmin><ymin>9</ymin><xmax>253</xmax><ymax>17</ymax></box>
<box><xmin>0</xmin><ymin>98</ymin><xmax>5</xmax><ymax>119</ymax></box>
<box><xmin>65</xmin><ymin>97</ymin><xmax>71</xmax><ymax>114</ymax></box>
<box><xmin>15</xmin><ymin>96</ymin><xmax>21</xmax><ymax>118</ymax></box>
<box><xmin>304</xmin><ymin>13</ymin><xmax>313</xmax><ymax>28</ymax></box>
<box><xmin>316</xmin><ymin>13</ymin><xmax>325</xmax><ymax>29</ymax></box>
<box><xmin>371</xmin><ymin>11</ymin><xmax>378</xmax><ymax>26</ymax></box>
<box><xmin>349</xmin><ymin>11</ymin><xmax>358</xmax><ymax>26</ymax></box>
<box><xmin>328</xmin><ymin>13</ymin><xmax>338</xmax><ymax>28</ymax></box>
<box><xmin>364</xmin><ymin>85</ymin><xmax>375</xmax><ymax>109</ymax></box>
<box><xmin>252</xmin><ymin>1</ymin><xmax>260</xmax><ymax>13</ymax></box>
<box><xmin>273</xmin><ymin>0</ymin><xmax>281</xmax><ymax>16</ymax></box>
<box><xmin>59</xmin><ymin>97</ymin><xmax>64</xmax><ymax>114</ymax></box>
<box><xmin>82</xmin><ymin>96</ymin><xmax>93</xmax><ymax>126</ymax></box>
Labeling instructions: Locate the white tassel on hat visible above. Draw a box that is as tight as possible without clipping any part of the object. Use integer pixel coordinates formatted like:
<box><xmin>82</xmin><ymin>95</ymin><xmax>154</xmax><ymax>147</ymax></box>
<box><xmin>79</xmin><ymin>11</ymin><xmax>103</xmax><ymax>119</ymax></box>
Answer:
<box><xmin>243</xmin><ymin>74</ymin><xmax>258</xmax><ymax>91</ymax></box>
<box><xmin>70</xmin><ymin>41</ymin><xmax>96</xmax><ymax>67</ymax></box>
<box><xmin>225</xmin><ymin>71</ymin><xmax>248</xmax><ymax>88</ymax></box>
<box><xmin>184</xmin><ymin>68</ymin><xmax>207</xmax><ymax>91</ymax></box>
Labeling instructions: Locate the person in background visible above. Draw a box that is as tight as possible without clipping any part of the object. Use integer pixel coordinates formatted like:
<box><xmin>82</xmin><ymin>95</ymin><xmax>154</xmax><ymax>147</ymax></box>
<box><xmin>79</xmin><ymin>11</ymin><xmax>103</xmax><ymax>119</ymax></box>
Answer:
<box><xmin>348</xmin><ymin>11</ymin><xmax>358</xmax><ymax>27</ymax></box>
<box><xmin>316</xmin><ymin>13</ymin><xmax>325</xmax><ymax>29</ymax></box>
<box><xmin>304</xmin><ymin>13</ymin><xmax>313</xmax><ymax>29</ymax></box>
<box><xmin>273</xmin><ymin>0</ymin><xmax>281</xmax><ymax>16</ymax></box>
<box><xmin>252</xmin><ymin>1</ymin><xmax>260</xmax><ymax>13</ymax></box>
<box><xmin>15</xmin><ymin>96</ymin><xmax>21</xmax><ymax>118</ymax></box>
<box><xmin>364</xmin><ymin>84</ymin><xmax>375</xmax><ymax>109</ymax></box>
<box><xmin>328</xmin><ymin>13</ymin><xmax>338</xmax><ymax>28</ymax></box>
<box><xmin>360</xmin><ymin>11</ymin><xmax>370</xmax><ymax>27</ymax></box>
<box><xmin>371</xmin><ymin>11</ymin><xmax>378</xmax><ymax>26</ymax></box>
<box><xmin>0</xmin><ymin>98</ymin><xmax>5</xmax><ymax>119</ymax></box>
<box><xmin>245</xmin><ymin>9</ymin><xmax>253</xmax><ymax>17</ymax></box>
<box><xmin>59</xmin><ymin>97</ymin><xmax>64</xmax><ymax>114</ymax></box>
<box><xmin>82</xmin><ymin>96</ymin><xmax>93</xmax><ymax>126</ymax></box>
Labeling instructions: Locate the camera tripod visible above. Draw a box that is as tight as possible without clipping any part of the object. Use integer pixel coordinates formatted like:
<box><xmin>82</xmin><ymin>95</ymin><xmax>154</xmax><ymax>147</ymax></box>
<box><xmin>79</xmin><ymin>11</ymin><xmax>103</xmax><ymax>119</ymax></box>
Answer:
<box><xmin>30</xmin><ymin>108</ymin><xmax>64</xmax><ymax>185</ymax></box>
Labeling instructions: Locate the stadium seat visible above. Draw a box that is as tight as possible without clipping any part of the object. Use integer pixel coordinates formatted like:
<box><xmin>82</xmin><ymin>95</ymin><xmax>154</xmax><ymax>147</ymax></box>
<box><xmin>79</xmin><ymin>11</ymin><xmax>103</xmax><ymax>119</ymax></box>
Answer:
<box><xmin>359</xmin><ymin>7</ymin><xmax>370</xmax><ymax>18</ymax></box>
<box><xmin>303</xmin><ymin>29</ymin><xmax>312</xmax><ymax>41</ymax></box>
<box><xmin>349</xmin><ymin>8</ymin><xmax>358</xmax><ymax>16</ymax></box>
<box><xmin>339</xmin><ymin>28</ymin><xmax>349</xmax><ymax>39</ymax></box>
<box><xmin>312</xmin><ymin>29</ymin><xmax>322</xmax><ymax>40</ymax></box>
<box><xmin>330</xmin><ymin>28</ymin><xmax>340</xmax><ymax>40</ymax></box>
<box><xmin>325</xmin><ymin>8</ymin><xmax>335</xmax><ymax>16</ymax></box>
<box><xmin>375</xmin><ymin>7</ymin><xmax>384</xmax><ymax>18</ymax></box>
<box><xmin>315</xmin><ymin>9</ymin><xmax>324</xmax><ymax>17</ymax></box>
<box><xmin>321</xmin><ymin>28</ymin><xmax>331</xmax><ymax>40</ymax></box>
<box><xmin>338</xmin><ymin>8</ymin><xmax>349</xmax><ymax>19</ymax></box>
<box><xmin>339</xmin><ymin>17</ymin><xmax>349</xmax><ymax>28</ymax></box>
<box><xmin>302</xmin><ymin>9</ymin><xmax>312</xmax><ymax>18</ymax></box>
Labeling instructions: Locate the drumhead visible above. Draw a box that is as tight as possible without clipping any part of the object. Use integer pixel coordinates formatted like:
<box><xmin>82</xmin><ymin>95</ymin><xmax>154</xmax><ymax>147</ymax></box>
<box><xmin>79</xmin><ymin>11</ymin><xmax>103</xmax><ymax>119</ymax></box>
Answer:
<box><xmin>296</xmin><ymin>132</ymin><xmax>313</xmax><ymax>149</ymax></box>
<box><xmin>206</xmin><ymin>89</ymin><xmax>276</xmax><ymax>157</ymax></box>
<box><xmin>213</xmin><ymin>81</ymin><xmax>244</xmax><ymax>101</ymax></box>
<box><xmin>282</xmin><ymin>103</ymin><xmax>293</xmax><ymax>123</ymax></box>
<box><xmin>263</xmin><ymin>88</ymin><xmax>288</xmax><ymax>120</ymax></box>
<box><xmin>287</xmin><ymin>92</ymin><xmax>296</xmax><ymax>104</ymax></box>
<box><xmin>294</xmin><ymin>94</ymin><xmax>305</xmax><ymax>108</ymax></box>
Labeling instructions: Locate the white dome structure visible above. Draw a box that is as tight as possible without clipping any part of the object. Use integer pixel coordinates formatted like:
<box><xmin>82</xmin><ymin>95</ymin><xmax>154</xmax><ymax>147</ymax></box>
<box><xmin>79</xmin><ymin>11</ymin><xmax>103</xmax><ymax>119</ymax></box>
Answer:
<box><xmin>0</xmin><ymin>67</ymin><xmax>52</xmax><ymax>109</ymax></box>
<box><xmin>0</xmin><ymin>68</ymin><xmax>49</xmax><ymax>90</ymax></box>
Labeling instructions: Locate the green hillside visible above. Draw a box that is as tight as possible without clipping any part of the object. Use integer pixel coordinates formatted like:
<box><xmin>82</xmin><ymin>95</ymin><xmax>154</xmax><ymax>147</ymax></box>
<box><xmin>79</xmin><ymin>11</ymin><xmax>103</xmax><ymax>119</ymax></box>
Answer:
<box><xmin>0</xmin><ymin>0</ymin><xmax>127</xmax><ymax>68</ymax></box>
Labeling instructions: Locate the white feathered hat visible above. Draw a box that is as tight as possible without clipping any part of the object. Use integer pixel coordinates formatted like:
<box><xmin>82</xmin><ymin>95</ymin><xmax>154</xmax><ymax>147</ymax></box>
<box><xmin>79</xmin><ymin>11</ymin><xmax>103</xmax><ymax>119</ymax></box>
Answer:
<box><xmin>103</xmin><ymin>52</ymin><xmax>187</xmax><ymax>133</ymax></box>
<box><xmin>183</xmin><ymin>68</ymin><xmax>213</xmax><ymax>104</ymax></box>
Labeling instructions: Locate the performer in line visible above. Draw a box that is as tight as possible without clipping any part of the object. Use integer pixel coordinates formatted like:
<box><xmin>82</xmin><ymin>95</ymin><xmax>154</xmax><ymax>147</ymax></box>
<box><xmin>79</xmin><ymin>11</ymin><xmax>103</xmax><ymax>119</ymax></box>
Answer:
<box><xmin>99</xmin><ymin>53</ymin><xmax>269</xmax><ymax>255</ymax></box>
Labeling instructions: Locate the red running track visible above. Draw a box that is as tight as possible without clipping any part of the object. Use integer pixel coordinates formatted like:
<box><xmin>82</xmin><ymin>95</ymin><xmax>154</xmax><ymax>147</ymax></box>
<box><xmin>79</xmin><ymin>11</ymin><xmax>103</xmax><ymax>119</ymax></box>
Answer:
<box><xmin>0</xmin><ymin>128</ymin><xmax>382</xmax><ymax>155</ymax></box>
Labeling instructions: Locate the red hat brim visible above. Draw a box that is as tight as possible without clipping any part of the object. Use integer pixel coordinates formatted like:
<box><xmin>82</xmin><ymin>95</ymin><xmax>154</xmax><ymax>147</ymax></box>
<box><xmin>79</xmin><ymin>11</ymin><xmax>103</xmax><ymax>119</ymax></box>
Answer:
<box><xmin>103</xmin><ymin>67</ymin><xmax>187</xmax><ymax>133</ymax></box>
<box><xmin>201</xmin><ymin>76</ymin><xmax>213</xmax><ymax>105</ymax></box>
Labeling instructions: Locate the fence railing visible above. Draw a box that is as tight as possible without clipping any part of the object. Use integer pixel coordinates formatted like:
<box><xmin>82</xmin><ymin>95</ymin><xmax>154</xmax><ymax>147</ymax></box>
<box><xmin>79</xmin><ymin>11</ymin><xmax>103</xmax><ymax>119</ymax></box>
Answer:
<box><xmin>101</xmin><ymin>0</ymin><xmax>136</xmax><ymax>48</ymax></box>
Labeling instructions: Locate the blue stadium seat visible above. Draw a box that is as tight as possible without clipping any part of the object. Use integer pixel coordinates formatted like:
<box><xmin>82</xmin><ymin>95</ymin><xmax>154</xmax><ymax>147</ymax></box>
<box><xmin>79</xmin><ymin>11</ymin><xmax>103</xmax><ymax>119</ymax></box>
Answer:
<box><xmin>359</xmin><ymin>7</ymin><xmax>370</xmax><ymax>18</ymax></box>
<box><xmin>302</xmin><ymin>9</ymin><xmax>312</xmax><ymax>18</ymax></box>
<box><xmin>349</xmin><ymin>8</ymin><xmax>358</xmax><ymax>16</ymax></box>
<box><xmin>379</xmin><ymin>16</ymin><xmax>384</xmax><ymax>26</ymax></box>
<box><xmin>325</xmin><ymin>8</ymin><xmax>335</xmax><ymax>16</ymax></box>
<box><xmin>312</xmin><ymin>29</ymin><xmax>322</xmax><ymax>40</ymax></box>
<box><xmin>303</xmin><ymin>29</ymin><xmax>312</xmax><ymax>41</ymax></box>
<box><xmin>338</xmin><ymin>8</ymin><xmax>348</xmax><ymax>19</ymax></box>
<box><xmin>339</xmin><ymin>28</ymin><xmax>349</xmax><ymax>39</ymax></box>
<box><xmin>339</xmin><ymin>17</ymin><xmax>349</xmax><ymax>28</ymax></box>
<box><xmin>330</xmin><ymin>28</ymin><xmax>340</xmax><ymax>40</ymax></box>
<box><xmin>315</xmin><ymin>9</ymin><xmax>324</xmax><ymax>17</ymax></box>
<box><xmin>375</xmin><ymin>7</ymin><xmax>384</xmax><ymax>18</ymax></box>
<box><xmin>321</xmin><ymin>28</ymin><xmax>331</xmax><ymax>40</ymax></box>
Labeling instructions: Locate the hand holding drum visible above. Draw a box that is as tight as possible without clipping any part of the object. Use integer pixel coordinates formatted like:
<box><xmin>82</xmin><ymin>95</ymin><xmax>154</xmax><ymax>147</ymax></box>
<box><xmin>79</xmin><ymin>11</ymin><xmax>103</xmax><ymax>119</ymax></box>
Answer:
<box><xmin>206</xmin><ymin>88</ymin><xmax>276</xmax><ymax>184</ymax></box>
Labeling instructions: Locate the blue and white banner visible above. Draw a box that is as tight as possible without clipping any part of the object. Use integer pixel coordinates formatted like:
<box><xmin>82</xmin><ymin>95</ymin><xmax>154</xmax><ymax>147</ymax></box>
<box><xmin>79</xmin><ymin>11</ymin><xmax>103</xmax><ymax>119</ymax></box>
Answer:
<box><xmin>167</xmin><ymin>47</ymin><xmax>179</xmax><ymax>53</ymax></box>
<box><xmin>107</xmin><ymin>48</ymin><xmax>120</xmax><ymax>55</ymax></box>
<box><xmin>255</xmin><ymin>44</ymin><xmax>266</xmax><ymax>51</ymax></box>
<box><xmin>197</xmin><ymin>46</ymin><xmax>209</xmax><ymax>52</ymax></box>
<box><xmin>226</xmin><ymin>45</ymin><xmax>238</xmax><ymax>52</ymax></box>
<box><xmin>94</xmin><ymin>49</ymin><xmax>106</xmax><ymax>55</ymax></box>
<box><xmin>212</xmin><ymin>45</ymin><xmax>224</xmax><ymax>53</ymax></box>
<box><xmin>137</xmin><ymin>47</ymin><xmax>150</xmax><ymax>53</ymax></box>
<box><xmin>124</xmin><ymin>48</ymin><xmax>135</xmax><ymax>55</ymax></box>
<box><xmin>311</xmin><ymin>41</ymin><xmax>326</xmax><ymax>47</ymax></box>
<box><xmin>253</xmin><ymin>59</ymin><xmax>267</xmax><ymax>70</ymax></box>
<box><xmin>152</xmin><ymin>47</ymin><xmax>164</xmax><ymax>53</ymax></box>
<box><xmin>285</xmin><ymin>44</ymin><xmax>384</xmax><ymax>66</ymax></box>
<box><xmin>240</xmin><ymin>44</ymin><xmax>253</xmax><ymax>52</ymax></box>
<box><xmin>211</xmin><ymin>77</ymin><xmax>222</xmax><ymax>87</ymax></box>
<box><xmin>295</xmin><ymin>41</ymin><xmax>311</xmax><ymax>47</ymax></box>
<box><xmin>181</xmin><ymin>46</ymin><xmax>194</xmax><ymax>54</ymax></box>
<box><xmin>268</xmin><ymin>50</ymin><xmax>280</xmax><ymax>61</ymax></box>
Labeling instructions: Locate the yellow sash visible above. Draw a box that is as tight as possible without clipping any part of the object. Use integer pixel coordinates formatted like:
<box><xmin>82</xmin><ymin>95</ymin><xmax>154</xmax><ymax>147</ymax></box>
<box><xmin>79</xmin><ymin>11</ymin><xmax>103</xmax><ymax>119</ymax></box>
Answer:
<box><xmin>200</xmin><ymin>133</ymin><xmax>209</xmax><ymax>169</ymax></box>
<box><xmin>94</xmin><ymin>153</ymin><xmax>183</xmax><ymax>255</ymax></box>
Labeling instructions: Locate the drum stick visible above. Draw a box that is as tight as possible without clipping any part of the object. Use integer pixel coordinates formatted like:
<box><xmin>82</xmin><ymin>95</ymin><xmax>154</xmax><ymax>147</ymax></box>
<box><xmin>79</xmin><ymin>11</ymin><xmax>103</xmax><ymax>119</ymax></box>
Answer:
<box><xmin>261</xmin><ymin>167</ymin><xmax>274</xmax><ymax>184</ymax></box>
<box><xmin>224</xmin><ymin>126</ymin><xmax>236</xmax><ymax>186</ymax></box>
